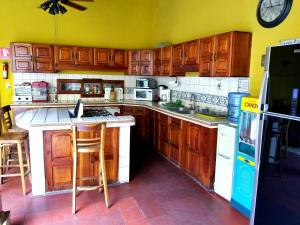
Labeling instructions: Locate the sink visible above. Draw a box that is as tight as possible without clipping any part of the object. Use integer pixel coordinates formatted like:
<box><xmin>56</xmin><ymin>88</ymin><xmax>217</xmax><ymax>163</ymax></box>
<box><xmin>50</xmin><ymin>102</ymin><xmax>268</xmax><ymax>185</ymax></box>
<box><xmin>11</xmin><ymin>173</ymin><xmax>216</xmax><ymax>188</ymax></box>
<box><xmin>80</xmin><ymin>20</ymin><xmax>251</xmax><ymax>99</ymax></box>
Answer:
<box><xmin>169</xmin><ymin>107</ymin><xmax>195</xmax><ymax>114</ymax></box>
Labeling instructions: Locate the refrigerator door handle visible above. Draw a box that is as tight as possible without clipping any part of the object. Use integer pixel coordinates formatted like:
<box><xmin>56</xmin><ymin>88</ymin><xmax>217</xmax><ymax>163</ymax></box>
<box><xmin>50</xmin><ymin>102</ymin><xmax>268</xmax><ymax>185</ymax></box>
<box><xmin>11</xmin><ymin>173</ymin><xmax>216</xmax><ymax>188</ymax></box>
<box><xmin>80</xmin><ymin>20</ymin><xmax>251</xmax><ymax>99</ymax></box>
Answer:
<box><xmin>218</xmin><ymin>153</ymin><xmax>231</xmax><ymax>160</ymax></box>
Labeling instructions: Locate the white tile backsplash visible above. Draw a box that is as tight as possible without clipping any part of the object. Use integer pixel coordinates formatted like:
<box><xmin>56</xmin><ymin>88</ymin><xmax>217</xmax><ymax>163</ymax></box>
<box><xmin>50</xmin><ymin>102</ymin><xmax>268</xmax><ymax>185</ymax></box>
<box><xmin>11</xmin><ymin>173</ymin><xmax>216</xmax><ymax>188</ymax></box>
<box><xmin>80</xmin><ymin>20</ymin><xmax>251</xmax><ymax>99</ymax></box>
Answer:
<box><xmin>12</xmin><ymin>72</ymin><xmax>249</xmax><ymax>103</ymax></box>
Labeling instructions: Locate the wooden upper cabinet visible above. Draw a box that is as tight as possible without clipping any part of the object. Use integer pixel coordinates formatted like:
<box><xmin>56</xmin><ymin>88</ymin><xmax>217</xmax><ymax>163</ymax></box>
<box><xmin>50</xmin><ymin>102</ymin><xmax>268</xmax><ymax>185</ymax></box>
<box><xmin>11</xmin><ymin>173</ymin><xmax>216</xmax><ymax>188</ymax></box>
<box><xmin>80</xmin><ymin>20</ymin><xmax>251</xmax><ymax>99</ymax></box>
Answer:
<box><xmin>199</xmin><ymin>31</ymin><xmax>252</xmax><ymax>77</ymax></box>
<box><xmin>54</xmin><ymin>45</ymin><xmax>93</xmax><ymax>70</ymax></box>
<box><xmin>94</xmin><ymin>48</ymin><xmax>127</xmax><ymax>70</ymax></box>
<box><xmin>162</xmin><ymin>46</ymin><xmax>172</xmax><ymax>61</ymax></box>
<box><xmin>11</xmin><ymin>43</ymin><xmax>33</xmax><ymax>73</ymax></box>
<box><xmin>128</xmin><ymin>50</ymin><xmax>153</xmax><ymax>76</ymax></box>
<box><xmin>154</xmin><ymin>48</ymin><xmax>162</xmax><ymax>75</ymax></box>
<box><xmin>172</xmin><ymin>44</ymin><xmax>184</xmax><ymax>66</ymax></box>
<box><xmin>94</xmin><ymin>48</ymin><xmax>110</xmax><ymax>67</ymax></box>
<box><xmin>111</xmin><ymin>49</ymin><xmax>127</xmax><ymax>69</ymax></box>
<box><xmin>162</xmin><ymin>46</ymin><xmax>172</xmax><ymax>75</ymax></box>
<box><xmin>199</xmin><ymin>36</ymin><xmax>214</xmax><ymax>76</ymax></box>
<box><xmin>184</xmin><ymin>40</ymin><xmax>199</xmax><ymax>65</ymax></box>
<box><xmin>11</xmin><ymin>43</ymin><xmax>54</xmax><ymax>73</ymax></box>
<box><xmin>33</xmin><ymin>44</ymin><xmax>54</xmax><ymax>72</ymax></box>
<box><xmin>128</xmin><ymin>50</ymin><xmax>141</xmax><ymax>75</ymax></box>
<box><xmin>140</xmin><ymin>50</ymin><xmax>153</xmax><ymax>62</ymax></box>
<box><xmin>74</xmin><ymin>47</ymin><xmax>93</xmax><ymax>66</ymax></box>
<box><xmin>54</xmin><ymin>45</ymin><xmax>75</xmax><ymax>66</ymax></box>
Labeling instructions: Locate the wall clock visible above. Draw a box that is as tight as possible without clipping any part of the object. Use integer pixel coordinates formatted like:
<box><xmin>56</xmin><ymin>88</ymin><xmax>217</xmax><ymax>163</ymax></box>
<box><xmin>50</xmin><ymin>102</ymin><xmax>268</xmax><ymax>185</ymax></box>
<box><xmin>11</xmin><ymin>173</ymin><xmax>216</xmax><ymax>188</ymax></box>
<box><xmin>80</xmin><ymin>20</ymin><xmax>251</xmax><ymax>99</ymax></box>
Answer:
<box><xmin>257</xmin><ymin>0</ymin><xmax>293</xmax><ymax>28</ymax></box>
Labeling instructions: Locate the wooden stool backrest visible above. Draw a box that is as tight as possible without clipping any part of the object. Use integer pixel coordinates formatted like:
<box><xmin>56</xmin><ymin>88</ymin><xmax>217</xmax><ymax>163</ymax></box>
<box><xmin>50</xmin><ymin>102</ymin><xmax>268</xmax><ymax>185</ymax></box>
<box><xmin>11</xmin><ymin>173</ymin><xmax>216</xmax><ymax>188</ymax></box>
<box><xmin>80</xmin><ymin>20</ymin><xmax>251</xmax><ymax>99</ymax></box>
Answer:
<box><xmin>1</xmin><ymin>106</ymin><xmax>12</xmax><ymax>130</ymax></box>
<box><xmin>72</xmin><ymin>123</ymin><xmax>106</xmax><ymax>153</ymax></box>
<box><xmin>0</xmin><ymin>109</ymin><xmax>8</xmax><ymax>135</ymax></box>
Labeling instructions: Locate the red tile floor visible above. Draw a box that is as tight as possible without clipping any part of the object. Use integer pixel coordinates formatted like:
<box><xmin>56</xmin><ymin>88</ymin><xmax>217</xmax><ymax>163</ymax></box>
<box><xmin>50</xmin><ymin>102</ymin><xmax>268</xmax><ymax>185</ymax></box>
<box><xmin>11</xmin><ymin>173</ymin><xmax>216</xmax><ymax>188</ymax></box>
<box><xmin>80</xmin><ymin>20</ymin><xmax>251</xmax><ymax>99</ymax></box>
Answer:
<box><xmin>0</xmin><ymin>154</ymin><xmax>249</xmax><ymax>225</ymax></box>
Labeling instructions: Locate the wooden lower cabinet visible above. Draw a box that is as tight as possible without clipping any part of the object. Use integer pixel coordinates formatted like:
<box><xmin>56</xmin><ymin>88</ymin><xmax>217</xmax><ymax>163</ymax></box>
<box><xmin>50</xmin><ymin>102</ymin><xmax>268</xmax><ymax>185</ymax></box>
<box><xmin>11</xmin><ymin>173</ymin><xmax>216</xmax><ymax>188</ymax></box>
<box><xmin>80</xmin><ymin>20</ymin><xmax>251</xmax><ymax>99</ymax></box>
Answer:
<box><xmin>185</xmin><ymin>123</ymin><xmax>217</xmax><ymax>189</ymax></box>
<box><xmin>44</xmin><ymin>128</ymin><xmax>119</xmax><ymax>192</ymax></box>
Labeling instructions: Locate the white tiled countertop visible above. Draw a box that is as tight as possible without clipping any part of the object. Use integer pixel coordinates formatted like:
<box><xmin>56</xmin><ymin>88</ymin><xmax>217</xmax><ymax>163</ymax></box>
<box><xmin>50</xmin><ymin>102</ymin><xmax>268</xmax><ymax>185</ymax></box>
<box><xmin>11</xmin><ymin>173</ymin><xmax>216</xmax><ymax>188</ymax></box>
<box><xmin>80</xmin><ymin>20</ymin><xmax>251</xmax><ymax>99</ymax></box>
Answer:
<box><xmin>12</xmin><ymin>100</ymin><xmax>227</xmax><ymax>128</ymax></box>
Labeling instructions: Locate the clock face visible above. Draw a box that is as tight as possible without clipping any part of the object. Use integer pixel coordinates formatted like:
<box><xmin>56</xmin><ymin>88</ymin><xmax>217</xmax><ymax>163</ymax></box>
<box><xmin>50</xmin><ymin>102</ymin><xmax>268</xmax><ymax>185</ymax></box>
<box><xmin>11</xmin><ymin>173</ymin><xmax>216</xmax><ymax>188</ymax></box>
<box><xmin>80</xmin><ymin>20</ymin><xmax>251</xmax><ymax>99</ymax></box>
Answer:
<box><xmin>257</xmin><ymin>0</ymin><xmax>293</xmax><ymax>28</ymax></box>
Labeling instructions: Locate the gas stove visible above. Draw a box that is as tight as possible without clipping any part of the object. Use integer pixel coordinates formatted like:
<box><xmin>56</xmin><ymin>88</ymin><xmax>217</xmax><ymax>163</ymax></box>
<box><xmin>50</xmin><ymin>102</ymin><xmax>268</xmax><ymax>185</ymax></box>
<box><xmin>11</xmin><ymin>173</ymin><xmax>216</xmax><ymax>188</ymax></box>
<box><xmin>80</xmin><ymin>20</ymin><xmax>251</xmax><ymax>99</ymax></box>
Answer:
<box><xmin>82</xmin><ymin>108</ymin><xmax>113</xmax><ymax>117</ymax></box>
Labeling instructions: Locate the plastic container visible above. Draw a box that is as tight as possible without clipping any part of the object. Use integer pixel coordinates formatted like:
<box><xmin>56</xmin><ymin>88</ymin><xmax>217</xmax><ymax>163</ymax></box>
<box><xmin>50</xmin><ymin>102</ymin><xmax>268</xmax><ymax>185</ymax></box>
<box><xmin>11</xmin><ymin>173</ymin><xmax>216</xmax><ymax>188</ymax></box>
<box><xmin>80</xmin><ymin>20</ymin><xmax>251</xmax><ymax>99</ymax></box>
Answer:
<box><xmin>227</xmin><ymin>92</ymin><xmax>249</xmax><ymax>124</ymax></box>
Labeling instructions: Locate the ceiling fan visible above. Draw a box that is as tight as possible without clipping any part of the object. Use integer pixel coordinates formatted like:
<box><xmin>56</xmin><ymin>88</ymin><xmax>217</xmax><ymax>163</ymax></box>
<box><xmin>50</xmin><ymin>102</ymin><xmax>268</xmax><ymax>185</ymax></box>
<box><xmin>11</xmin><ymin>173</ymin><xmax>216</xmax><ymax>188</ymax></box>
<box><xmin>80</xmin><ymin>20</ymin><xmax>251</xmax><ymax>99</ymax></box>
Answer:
<box><xmin>40</xmin><ymin>0</ymin><xmax>94</xmax><ymax>15</ymax></box>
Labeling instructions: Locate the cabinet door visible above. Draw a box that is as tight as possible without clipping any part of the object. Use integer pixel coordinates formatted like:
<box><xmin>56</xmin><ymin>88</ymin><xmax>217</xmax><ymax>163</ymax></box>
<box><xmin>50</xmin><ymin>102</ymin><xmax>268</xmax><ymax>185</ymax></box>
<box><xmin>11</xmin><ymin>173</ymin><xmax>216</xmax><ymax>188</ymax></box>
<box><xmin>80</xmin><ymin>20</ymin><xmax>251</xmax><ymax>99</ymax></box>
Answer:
<box><xmin>141</xmin><ymin>62</ymin><xmax>153</xmax><ymax>75</ymax></box>
<box><xmin>184</xmin><ymin>40</ymin><xmax>199</xmax><ymax>65</ymax></box>
<box><xmin>11</xmin><ymin>43</ymin><xmax>33</xmax><ymax>72</ymax></box>
<box><xmin>172</xmin><ymin>44</ymin><xmax>184</xmax><ymax>66</ymax></box>
<box><xmin>128</xmin><ymin>50</ymin><xmax>140</xmax><ymax>75</ymax></box>
<box><xmin>162</xmin><ymin>46</ymin><xmax>172</xmax><ymax>61</ymax></box>
<box><xmin>170</xmin><ymin>119</ymin><xmax>182</xmax><ymax>164</ymax></box>
<box><xmin>199</xmin><ymin>127</ymin><xmax>217</xmax><ymax>188</ymax></box>
<box><xmin>33</xmin><ymin>44</ymin><xmax>54</xmax><ymax>72</ymax></box>
<box><xmin>140</xmin><ymin>50</ymin><xmax>153</xmax><ymax>62</ymax></box>
<box><xmin>199</xmin><ymin>37</ymin><xmax>214</xmax><ymax>76</ymax></box>
<box><xmin>74</xmin><ymin>47</ymin><xmax>94</xmax><ymax>66</ymax></box>
<box><xmin>94</xmin><ymin>48</ymin><xmax>110</xmax><ymax>67</ymax></box>
<box><xmin>187</xmin><ymin>124</ymin><xmax>202</xmax><ymax>179</ymax></box>
<box><xmin>129</xmin><ymin>50</ymin><xmax>140</xmax><ymax>63</ymax></box>
<box><xmin>54</xmin><ymin>45</ymin><xmax>75</xmax><ymax>66</ymax></box>
<box><xmin>213</xmin><ymin>33</ymin><xmax>232</xmax><ymax>76</ymax></box>
<box><xmin>162</xmin><ymin>46</ymin><xmax>172</xmax><ymax>75</ymax></box>
<box><xmin>44</xmin><ymin>130</ymin><xmax>73</xmax><ymax>191</ymax></box>
<box><xmin>154</xmin><ymin>48</ymin><xmax>162</xmax><ymax>76</ymax></box>
<box><xmin>111</xmin><ymin>49</ymin><xmax>128</xmax><ymax>68</ymax></box>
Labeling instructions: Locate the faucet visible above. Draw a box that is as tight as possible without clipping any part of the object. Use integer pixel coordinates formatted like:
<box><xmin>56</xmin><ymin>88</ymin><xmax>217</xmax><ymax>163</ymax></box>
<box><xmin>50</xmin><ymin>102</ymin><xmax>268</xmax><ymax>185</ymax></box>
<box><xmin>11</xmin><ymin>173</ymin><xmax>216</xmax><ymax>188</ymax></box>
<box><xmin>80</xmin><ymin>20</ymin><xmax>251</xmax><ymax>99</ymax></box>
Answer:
<box><xmin>190</xmin><ymin>94</ymin><xmax>196</xmax><ymax>110</ymax></box>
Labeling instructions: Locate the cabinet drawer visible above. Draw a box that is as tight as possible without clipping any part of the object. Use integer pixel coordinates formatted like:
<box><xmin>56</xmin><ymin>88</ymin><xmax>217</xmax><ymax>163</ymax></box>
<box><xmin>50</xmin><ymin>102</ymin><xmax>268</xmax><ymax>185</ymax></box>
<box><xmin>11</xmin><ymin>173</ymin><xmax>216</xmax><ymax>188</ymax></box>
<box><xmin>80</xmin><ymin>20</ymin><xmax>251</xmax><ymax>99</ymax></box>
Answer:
<box><xmin>123</xmin><ymin>106</ymin><xmax>134</xmax><ymax>115</ymax></box>
<box><xmin>158</xmin><ymin>113</ymin><xmax>168</xmax><ymax>123</ymax></box>
<box><xmin>135</xmin><ymin>106</ymin><xmax>145</xmax><ymax>115</ymax></box>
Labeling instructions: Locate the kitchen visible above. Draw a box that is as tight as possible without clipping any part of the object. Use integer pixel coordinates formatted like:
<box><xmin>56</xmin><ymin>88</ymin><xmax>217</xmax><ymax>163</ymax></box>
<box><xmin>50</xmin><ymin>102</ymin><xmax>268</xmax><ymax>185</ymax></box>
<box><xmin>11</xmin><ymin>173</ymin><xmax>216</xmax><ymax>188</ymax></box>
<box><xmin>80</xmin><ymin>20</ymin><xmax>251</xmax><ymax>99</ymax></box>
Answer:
<box><xmin>0</xmin><ymin>0</ymin><xmax>300</xmax><ymax>225</ymax></box>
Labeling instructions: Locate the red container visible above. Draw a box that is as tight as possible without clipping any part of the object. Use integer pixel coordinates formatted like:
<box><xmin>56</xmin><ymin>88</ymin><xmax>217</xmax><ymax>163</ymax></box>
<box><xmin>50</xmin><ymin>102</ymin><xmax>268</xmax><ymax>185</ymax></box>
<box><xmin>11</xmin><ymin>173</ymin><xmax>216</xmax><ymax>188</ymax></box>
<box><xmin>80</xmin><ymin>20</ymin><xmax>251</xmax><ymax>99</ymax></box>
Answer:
<box><xmin>31</xmin><ymin>81</ymin><xmax>48</xmax><ymax>102</ymax></box>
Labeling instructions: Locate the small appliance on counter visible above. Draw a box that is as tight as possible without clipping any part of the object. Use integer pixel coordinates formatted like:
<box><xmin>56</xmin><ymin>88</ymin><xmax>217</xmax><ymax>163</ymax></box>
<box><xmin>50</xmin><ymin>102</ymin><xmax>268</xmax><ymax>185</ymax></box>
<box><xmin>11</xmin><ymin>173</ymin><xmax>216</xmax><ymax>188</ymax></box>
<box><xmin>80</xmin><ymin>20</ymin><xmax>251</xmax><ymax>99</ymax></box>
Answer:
<box><xmin>115</xmin><ymin>88</ymin><xmax>124</xmax><ymax>101</ymax></box>
<box><xmin>104</xmin><ymin>87</ymin><xmax>111</xmax><ymax>101</ymax></box>
<box><xmin>158</xmin><ymin>85</ymin><xmax>171</xmax><ymax>102</ymax></box>
<box><xmin>134</xmin><ymin>88</ymin><xmax>157</xmax><ymax>101</ymax></box>
<box><xmin>136</xmin><ymin>78</ymin><xmax>157</xmax><ymax>89</ymax></box>
<box><xmin>31</xmin><ymin>81</ymin><xmax>48</xmax><ymax>102</ymax></box>
<box><xmin>13</xmin><ymin>82</ymin><xmax>32</xmax><ymax>102</ymax></box>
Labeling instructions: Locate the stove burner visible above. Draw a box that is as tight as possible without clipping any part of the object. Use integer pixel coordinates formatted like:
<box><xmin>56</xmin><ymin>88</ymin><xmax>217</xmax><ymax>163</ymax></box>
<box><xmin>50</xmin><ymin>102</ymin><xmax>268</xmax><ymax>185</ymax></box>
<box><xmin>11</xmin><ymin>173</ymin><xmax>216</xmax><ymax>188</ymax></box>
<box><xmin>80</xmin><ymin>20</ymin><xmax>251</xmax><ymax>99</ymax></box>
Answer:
<box><xmin>82</xmin><ymin>109</ymin><xmax>113</xmax><ymax>117</ymax></box>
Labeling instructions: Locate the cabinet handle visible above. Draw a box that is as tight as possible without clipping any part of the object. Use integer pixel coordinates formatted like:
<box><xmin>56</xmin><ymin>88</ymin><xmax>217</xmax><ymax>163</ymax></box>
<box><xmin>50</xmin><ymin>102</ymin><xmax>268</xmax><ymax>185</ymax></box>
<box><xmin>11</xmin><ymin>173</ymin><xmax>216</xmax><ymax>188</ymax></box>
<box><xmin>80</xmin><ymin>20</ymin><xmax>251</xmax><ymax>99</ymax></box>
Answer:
<box><xmin>210</xmin><ymin>53</ymin><xmax>213</xmax><ymax>62</ymax></box>
<box><xmin>214</xmin><ymin>53</ymin><xmax>217</xmax><ymax>61</ymax></box>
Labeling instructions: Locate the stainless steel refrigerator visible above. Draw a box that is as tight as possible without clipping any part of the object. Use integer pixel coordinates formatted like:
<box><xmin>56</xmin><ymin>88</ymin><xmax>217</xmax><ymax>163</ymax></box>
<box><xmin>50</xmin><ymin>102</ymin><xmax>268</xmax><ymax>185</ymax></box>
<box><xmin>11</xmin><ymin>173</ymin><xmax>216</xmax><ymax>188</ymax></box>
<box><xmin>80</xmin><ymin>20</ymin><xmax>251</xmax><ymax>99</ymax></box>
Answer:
<box><xmin>251</xmin><ymin>44</ymin><xmax>300</xmax><ymax>225</ymax></box>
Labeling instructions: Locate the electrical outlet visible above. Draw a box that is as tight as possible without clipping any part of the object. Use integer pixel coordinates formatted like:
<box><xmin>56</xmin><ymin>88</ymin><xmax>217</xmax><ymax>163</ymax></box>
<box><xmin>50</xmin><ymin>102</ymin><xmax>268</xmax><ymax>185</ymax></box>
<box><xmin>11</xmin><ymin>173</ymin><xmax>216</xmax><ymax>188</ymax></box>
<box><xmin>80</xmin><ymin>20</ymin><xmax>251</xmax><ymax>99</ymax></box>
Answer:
<box><xmin>6</xmin><ymin>83</ymin><xmax>11</xmax><ymax>89</ymax></box>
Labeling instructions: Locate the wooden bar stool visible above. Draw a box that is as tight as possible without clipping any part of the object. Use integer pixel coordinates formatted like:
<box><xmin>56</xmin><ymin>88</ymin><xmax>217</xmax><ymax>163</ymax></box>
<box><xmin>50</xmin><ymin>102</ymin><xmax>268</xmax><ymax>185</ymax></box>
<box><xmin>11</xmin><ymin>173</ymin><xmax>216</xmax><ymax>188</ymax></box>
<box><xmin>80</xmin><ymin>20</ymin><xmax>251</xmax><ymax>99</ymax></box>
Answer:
<box><xmin>72</xmin><ymin>123</ymin><xmax>110</xmax><ymax>214</ymax></box>
<box><xmin>1</xmin><ymin>105</ymin><xmax>29</xmax><ymax>174</ymax></box>
<box><xmin>0</xmin><ymin>109</ymin><xmax>30</xmax><ymax>195</ymax></box>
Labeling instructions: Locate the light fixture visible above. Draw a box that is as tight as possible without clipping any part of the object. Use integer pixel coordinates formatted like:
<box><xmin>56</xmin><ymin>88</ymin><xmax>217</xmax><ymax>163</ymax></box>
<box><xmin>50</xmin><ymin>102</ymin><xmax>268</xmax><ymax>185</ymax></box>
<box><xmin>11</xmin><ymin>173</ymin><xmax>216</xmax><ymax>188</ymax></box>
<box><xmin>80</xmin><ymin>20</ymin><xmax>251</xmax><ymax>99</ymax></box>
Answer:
<box><xmin>40</xmin><ymin>0</ymin><xmax>52</xmax><ymax>11</ymax></box>
<box><xmin>49</xmin><ymin>2</ymin><xmax>59</xmax><ymax>15</ymax></box>
<box><xmin>41</xmin><ymin>0</ymin><xmax>65</xmax><ymax>15</ymax></box>
<box><xmin>58</xmin><ymin>3</ymin><xmax>67</xmax><ymax>14</ymax></box>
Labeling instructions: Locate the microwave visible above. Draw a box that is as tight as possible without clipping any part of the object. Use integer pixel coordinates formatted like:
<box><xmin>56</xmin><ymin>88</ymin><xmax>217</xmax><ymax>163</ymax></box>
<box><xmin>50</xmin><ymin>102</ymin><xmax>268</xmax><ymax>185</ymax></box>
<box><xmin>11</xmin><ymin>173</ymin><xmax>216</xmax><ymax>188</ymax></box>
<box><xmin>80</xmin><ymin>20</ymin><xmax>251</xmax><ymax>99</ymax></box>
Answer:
<box><xmin>136</xmin><ymin>78</ymin><xmax>157</xmax><ymax>89</ymax></box>
<box><xmin>134</xmin><ymin>88</ymin><xmax>157</xmax><ymax>101</ymax></box>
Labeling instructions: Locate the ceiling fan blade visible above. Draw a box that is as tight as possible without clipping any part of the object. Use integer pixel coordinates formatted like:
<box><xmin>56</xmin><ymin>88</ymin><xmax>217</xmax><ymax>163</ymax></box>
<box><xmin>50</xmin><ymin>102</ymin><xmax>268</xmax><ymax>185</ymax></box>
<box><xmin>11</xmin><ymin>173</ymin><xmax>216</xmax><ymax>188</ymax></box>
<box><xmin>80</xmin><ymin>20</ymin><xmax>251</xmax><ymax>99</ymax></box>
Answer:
<box><xmin>62</xmin><ymin>1</ymin><xmax>87</xmax><ymax>10</ymax></box>
<box><xmin>70</xmin><ymin>0</ymin><xmax>94</xmax><ymax>1</ymax></box>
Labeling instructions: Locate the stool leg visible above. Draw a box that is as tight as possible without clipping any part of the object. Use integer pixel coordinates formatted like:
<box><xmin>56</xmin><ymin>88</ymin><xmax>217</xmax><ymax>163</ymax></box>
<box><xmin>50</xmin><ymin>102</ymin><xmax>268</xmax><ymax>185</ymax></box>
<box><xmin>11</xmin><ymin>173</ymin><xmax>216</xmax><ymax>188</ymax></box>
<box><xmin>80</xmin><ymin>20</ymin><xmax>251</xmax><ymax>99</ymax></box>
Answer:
<box><xmin>24</xmin><ymin>139</ymin><xmax>31</xmax><ymax>181</ymax></box>
<box><xmin>98</xmin><ymin>156</ymin><xmax>103</xmax><ymax>193</ymax></box>
<box><xmin>72</xmin><ymin>149</ymin><xmax>78</xmax><ymax>214</ymax></box>
<box><xmin>0</xmin><ymin>146</ymin><xmax>3</xmax><ymax>185</ymax></box>
<box><xmin>100</xmin><ymin>152</ymin><xmax>110</xmax><ymax>208</ymax></box>
<box><xmin>17</xmin><ymin>142</ymin><xmax>26</xmax><ymax>195</ymax></box>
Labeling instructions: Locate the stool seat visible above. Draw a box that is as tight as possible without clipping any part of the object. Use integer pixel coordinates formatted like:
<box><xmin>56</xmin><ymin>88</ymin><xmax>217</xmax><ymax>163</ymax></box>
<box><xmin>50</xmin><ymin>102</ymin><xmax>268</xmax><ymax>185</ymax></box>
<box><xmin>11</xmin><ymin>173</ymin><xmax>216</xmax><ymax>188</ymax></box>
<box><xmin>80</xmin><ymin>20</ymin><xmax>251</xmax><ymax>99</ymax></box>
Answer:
<box><xmin>0</xmin><ymin>133</ymin><xmax>28</xmax><ymax>143</ymax></box>
<box><xmin>8</xmin><ymin>126</ymin><xmax>28</xmax><ymax>134</ymax></box>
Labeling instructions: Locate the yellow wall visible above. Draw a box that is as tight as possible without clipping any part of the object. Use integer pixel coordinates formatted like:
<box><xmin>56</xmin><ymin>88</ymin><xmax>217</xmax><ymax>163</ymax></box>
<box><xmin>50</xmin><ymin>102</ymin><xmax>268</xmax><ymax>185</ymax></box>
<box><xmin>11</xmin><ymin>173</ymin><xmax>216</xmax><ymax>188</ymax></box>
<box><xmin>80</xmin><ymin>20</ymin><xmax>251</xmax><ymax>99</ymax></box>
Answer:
<box><xmin>0</xmin><ymin>0</ymin><xmax>155</xmax><ymax>106</ymax></box>
<box><xmin>1</xmin><ymin>0</ymin><xmax>300</xmax><ymax>105</ymax></box>
<box><xmin>152</xmin><ymin>0</ymin><xmax>300</xmax><ymax>96</ymax></box>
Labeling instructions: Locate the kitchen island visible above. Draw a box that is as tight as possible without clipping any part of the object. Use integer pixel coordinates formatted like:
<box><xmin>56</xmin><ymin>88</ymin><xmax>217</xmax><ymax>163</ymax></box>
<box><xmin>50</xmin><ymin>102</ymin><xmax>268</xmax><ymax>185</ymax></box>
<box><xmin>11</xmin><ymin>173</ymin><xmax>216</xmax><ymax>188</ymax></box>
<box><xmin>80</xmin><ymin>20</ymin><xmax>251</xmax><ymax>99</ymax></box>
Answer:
<box><xmin>15</xmin><ymin>107</ymin><xmax>135</xmax><ymax>196</ymax></box>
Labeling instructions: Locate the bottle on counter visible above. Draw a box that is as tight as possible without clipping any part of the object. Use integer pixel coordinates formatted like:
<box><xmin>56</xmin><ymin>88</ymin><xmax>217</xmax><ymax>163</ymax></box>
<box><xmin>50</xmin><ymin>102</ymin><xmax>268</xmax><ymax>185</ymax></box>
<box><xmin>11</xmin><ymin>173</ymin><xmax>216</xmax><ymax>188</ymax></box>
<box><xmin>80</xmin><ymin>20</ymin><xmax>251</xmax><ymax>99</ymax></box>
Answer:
<box><xmin>110</xmin><ymin>85</ymin><xmax>115</xmax><ymax>100</ymax></box>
